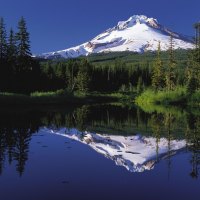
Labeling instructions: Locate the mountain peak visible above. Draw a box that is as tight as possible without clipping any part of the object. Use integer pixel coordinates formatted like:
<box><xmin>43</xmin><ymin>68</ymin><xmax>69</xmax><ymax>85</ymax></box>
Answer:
<box><xmin>116</xmin><ymin>15</ymin><xmax>159</xmax><ymax>30</ymax></box>
<box><xmin>40</xmin><ymin>15</ymin><xmax>193</xmax><ymax>59</ymax></box>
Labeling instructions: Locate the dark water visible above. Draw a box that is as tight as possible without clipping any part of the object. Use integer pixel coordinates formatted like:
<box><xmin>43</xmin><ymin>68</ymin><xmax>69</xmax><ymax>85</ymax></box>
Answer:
<box><xmin>0</xmin><ymin>104</ymin><xmax>199</xmax><ymax>200</ymax></box>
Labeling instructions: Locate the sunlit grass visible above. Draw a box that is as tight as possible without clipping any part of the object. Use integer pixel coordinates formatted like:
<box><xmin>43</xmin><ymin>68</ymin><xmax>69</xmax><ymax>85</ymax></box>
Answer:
<box><xmin>135</xmin><ymin>87</ymin><xmax>186</xmax><ymax>105</ymax></box>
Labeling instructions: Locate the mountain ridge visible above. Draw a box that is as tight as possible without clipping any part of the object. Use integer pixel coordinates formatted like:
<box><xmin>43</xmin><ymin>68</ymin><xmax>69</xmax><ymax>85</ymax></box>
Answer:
<box><xmin>39</xmin><ymin>15</ymin><xmax>194</xmax><ymax>59</ymax></box>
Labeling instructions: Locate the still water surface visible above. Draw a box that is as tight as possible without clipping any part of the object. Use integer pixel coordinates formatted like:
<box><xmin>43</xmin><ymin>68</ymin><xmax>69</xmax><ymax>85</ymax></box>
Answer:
<box><xmin>0</xmin><ymin>104</ymin><xmax>199</xmax><ymax>200</ymax></box>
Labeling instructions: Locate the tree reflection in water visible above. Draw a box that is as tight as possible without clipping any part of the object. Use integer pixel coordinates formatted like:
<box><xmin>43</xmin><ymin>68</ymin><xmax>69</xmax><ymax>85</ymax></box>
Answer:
<box><xmin>0</xmin><ymin>110</ymin><xmax>41</xmax><ymax>176</ymax></box>
<box><xmin>0</xmin><ymin>104</ymin><xmax>199</xmax><ymax>177</ymax></box>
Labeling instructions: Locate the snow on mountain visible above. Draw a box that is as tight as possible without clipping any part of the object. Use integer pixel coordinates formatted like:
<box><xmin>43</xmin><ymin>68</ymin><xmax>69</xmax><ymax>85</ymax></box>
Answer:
<box><xmin>39</xmin><ymin>15</ymin><xmax>194</xmax><ymax>59</ymax></box>
<box><xmin>42</xmin><ymin>127</ymin><xmax>186</xmax><ymax>172</ymax></box>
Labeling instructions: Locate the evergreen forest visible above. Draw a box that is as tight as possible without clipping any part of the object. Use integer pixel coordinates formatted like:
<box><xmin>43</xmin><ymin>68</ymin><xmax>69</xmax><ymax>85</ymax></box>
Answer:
<box><xmin>0</xmin><ymin>17</ymin><xmax>200</xmax><ymax>106</ymax></box>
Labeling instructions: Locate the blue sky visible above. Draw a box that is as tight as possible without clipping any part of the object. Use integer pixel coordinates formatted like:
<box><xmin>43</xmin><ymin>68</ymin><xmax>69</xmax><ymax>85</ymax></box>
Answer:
<box><xmin>0</xmin><ymin>0</ymin><xmax>199</xmax><ymax>54</ymax></box>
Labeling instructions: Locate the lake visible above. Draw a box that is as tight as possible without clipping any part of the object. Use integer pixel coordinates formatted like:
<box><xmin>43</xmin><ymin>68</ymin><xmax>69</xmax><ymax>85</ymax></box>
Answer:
<box><xmin>0</xmin><ymin>104</ymin><xmax>199</xmax><ymax>200</ymax></box>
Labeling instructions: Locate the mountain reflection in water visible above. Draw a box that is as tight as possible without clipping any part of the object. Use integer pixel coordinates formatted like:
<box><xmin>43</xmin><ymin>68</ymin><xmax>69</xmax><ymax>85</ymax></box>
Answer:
<box><xmin>46</xmin><ymin>127</ymin><xmax>186</xmax><ymax>172</ymax></box>
<box><xmin>0</xmin><ymin>104</ymin><xmax>199</xmax><ymax>179</ymax></box>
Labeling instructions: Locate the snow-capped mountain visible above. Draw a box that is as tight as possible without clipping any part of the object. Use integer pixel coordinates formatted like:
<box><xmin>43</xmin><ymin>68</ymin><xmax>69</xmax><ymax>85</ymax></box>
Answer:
<box><xmin>39</xmin><ymin>15</ymin><xmax>194</xmax><ymax>59</ymax></box>
<box><xmin>42</xmin><ymin>127</ymin><xmax>186</xmax><ymax>172</ymax></box>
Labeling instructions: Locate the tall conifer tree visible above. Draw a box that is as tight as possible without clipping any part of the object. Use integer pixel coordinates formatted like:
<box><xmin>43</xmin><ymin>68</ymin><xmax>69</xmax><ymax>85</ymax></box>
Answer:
<box><xmin>7</xmin><ymin>29</ymin><xmax>17</xmax><ymax>63</ymax></box>
<box><xmin>187</xmin><ymin>22</ymin><xmax>200</xmax><ymax>93</ymax></box>
<box><xmin>152</xmin><ymin>41</ymin><xmax>164</xmax><ymax>91</ymax></box>
<box><xmin>0</xmin><ymin>17</ymin><xmax>7</xmax><ymax>60</ymax></box>
<box><xmin>15</xmin><ymin>17</ymin><xmax>31</xmax><ymax>58</ymax></box>
<box><xmin>166</xmin><ymin>34</ymin><xmax>176</xmax><ymax>91</ymax></box>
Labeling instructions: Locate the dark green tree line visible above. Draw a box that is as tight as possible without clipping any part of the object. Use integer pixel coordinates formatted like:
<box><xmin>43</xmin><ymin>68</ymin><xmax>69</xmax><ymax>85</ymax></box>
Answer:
<box><xmin>0</xmin><ymin>17</ymin><xmax>41</xmax><ymax>93</ymax></box>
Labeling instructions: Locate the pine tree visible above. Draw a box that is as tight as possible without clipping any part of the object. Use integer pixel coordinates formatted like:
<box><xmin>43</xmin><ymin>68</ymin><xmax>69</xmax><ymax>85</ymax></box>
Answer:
<box><xmin>76</xmin><ymin>60</ymin><xmax>91</xmax><ymax>94</ymax></box>
<box><xmin>15</xmin><ymin>17</ymin><xmax>31</xmax><ymax>57</ymax></box>
<box><xmin>5</xmin><ymin>29</ymin><xmax>16</xmax><ymax>91</ymax></box>
<box><xmin>45</xmin><ymin>62</ymin><xmax>54</xmax><ymax>80</ymax></box>
<box><xmin>152</xmin><ymin>41</ymin><xmax>165</xmax><ymax>91</ymax></box>
<box><xmin>7</xmin><ymin>28</ymin><xmax>17</xmax><ymax>64</ymax></box>
<box><xmin>66</xmin><ymin>61</ymin><xmax>78</xmax><ymax>92</ymax></box>
<box><xmin>14</xmin><ymin>17</ymin><xmax>34</xmax><ymax>92</ymax></box>
<box><xmin>166</xmin><ymin>34</ymin><xmax>176</xmax><ymax>91</ymax></box>
<box><xmin>186</xmin><ymin>23</ymin><xmax>200</xmax><ymax>93</ymax></box>
<box><xmin>76</xmin><ymin>71</ymin><xmax>89</xmax><ymax>93</ymax></box>
<box><xmin>0</xmin><ymin>17</ymin><xmax>7</xmax><ymax>60</ymax></box>
<box><xmin>193</xmin><ymin>23</ymin><xmax>200</xmax><ymax>90</ymax></box>
<box><xmin>56</xmin><ymin>63</ymin><xmax>66</xmax><ymax>81</ymax></box>
<box><xmin>194</xmin><ymin>22</ymin><xmax>200</xmax><ymax>63</ymax></box>
<box><xmin>0</xmin><ymin>17</ymin><xmax>8</xmax><ymax>91</ymax></box>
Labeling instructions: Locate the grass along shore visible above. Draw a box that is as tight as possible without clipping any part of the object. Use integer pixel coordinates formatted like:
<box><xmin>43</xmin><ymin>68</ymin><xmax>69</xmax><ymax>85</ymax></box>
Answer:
<box><xmin>1</xmin><ymin>87</ymin><xmax>199</xmax><ymax>107</ymax></box>
<box><xmin>135</xmin><ymin>87</ymin><xmax>200</xmax><ymax>107</ymax></box>
<box><xmin>0</xmin><ymin>90</ymin><xmax>133</xmax><ymax>105</ymax></box>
